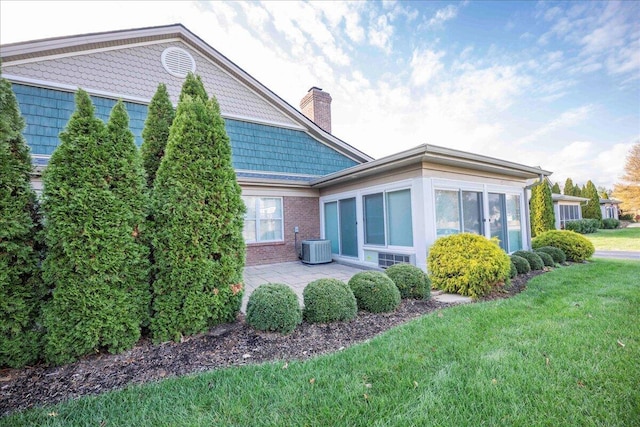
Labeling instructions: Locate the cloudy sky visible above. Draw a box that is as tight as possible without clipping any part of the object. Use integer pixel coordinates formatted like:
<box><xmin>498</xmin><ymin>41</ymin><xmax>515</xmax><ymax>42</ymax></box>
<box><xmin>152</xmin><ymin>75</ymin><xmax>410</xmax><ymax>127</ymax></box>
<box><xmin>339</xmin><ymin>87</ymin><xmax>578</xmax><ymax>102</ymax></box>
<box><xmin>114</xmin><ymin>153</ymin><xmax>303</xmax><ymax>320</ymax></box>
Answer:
<box><xmin>1</xmin><ymin>1</ymin><xmax>639</xmax><ymax>189</ymax></box>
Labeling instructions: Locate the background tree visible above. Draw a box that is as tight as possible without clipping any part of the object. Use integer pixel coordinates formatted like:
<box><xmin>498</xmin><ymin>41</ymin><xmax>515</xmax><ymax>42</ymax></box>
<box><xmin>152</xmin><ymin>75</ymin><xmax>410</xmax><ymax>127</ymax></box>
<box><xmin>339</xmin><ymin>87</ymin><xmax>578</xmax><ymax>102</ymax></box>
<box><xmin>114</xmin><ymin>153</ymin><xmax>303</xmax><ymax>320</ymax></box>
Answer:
<box><xmin>42</xmin><ymin>91</ymin><xmax>149</xmax><ymax>365</ymax></box>
<box><xmin>529</xmin><ymin>180</ymin><xmax>556</xmax><ymax>238</ymax></box>
<box><xmin>573</xmin><ymin>184</ymin><xmax>582</xmax><ymax>197</ymax></box>
<box><xmin>563</xmin><ymin>178</ymin><xmax>574</xmax><ymax>196</ymax></box>
<box><xmin>597</xmin><ymin>186</ymin><xmax>611</xmax><ymax>199</ymax></box>
<box><xmin>581</xmin><ymin>180</ymin><xmax>602</xmax><ymax>220</ymax></box>
<box><xmin>0</xmin><ymin>77</ymin><xmax>46</xmax><ymax>368</ymax></box>
<box><xmin>551</xmin><ymin>182</ymin><xmax>561</xmax><ymax>194</ymax></box>
<box><xmin>613</xmin><ymin>143</ymin><xmax>640</xmax><ymax>217</ymax></box>
<box><xmin>149</xmin><ymin>74</ymin><xmax>245</xmax><ymax>343</ymax></box>
<box><xmin>140</xmin><ymin>84</ymin><xmax>174</xmax><ymax>188</ymax></box>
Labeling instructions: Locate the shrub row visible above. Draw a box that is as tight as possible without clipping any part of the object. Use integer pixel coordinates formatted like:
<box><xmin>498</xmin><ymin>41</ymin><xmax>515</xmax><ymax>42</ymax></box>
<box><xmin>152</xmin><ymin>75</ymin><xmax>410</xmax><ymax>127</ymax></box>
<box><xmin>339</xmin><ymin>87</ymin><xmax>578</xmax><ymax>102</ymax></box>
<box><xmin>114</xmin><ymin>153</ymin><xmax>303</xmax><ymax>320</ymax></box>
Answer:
<box><xmin>246</xmin><ymin>264</ymin><xmax>431</xmax><ymax>334</ymax></box>
<box><xmin>532</xmin><ymin>230</ymin><xmax>594</xmax><ymax>262</ymax></box>
<box><xmin>248</xmin><ymin>230</ymin><xmax>597</xmax><ymax>334</ymax></box>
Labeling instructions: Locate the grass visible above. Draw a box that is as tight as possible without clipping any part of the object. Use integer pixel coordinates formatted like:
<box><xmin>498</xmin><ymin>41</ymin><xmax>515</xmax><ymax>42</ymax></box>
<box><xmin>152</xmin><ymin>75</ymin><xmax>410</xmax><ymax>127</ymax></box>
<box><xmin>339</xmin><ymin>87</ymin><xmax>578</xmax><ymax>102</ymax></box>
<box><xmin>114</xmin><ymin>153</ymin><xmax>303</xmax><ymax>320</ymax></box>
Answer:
<box><xmin>584</xmin><ymin>226</ymin><xmax>640</xmax><ymax>251</ymax></box>
<box><xmin>3</xmin><ymin>259</ymin><xmax>639</xmax><ymax>426</ymax></box>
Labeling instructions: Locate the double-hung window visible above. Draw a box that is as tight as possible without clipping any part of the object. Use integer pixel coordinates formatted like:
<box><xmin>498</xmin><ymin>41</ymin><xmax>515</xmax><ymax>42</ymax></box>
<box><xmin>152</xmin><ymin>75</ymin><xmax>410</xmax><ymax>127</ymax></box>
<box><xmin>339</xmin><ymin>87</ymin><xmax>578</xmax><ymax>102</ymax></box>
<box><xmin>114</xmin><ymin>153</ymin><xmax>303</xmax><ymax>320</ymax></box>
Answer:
<box><xmin>242</xmin><ymin>196</ymin><xmax>283</xmax><ymax>243</ymax></box>
<box><xmin>363</xmin><ymin>189</ymin><xmax>413</xmax><ymax>247</ymax></box>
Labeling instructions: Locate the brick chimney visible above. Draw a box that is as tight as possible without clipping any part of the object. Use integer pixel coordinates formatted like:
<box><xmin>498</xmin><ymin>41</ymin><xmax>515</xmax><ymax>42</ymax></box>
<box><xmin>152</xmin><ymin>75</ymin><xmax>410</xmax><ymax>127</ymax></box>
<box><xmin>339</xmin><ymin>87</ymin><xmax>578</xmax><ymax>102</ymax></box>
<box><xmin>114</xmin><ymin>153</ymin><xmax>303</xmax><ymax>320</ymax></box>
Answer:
<box><xmin>300</xmin><ymin>87</ymin><xmax>332</xmax><ymax>133</ymax></box>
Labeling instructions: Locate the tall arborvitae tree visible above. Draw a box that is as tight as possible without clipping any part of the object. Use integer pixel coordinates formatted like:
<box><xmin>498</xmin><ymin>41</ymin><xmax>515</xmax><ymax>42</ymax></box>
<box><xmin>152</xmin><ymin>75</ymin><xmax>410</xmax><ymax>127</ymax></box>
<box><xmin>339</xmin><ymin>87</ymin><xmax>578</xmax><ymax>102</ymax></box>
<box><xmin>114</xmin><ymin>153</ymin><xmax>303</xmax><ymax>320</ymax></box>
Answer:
<box><xmin>563</xmin><ymin>178</ymin><xmax>574</xmax><ymax>196</ymax></box>
<box><xmin>150</xmin><ymin>74</ymin><xmax>245</xmax><ymax>342</ymax></box>
<box><xmin>581</xmin><ymin>180</ymin><xmax>602</xmax><ymax>220</ymax></box>
<box><xmin>0</xmin><ymin>77</ymin><xmax>46</xmax><ymax>368</ymax></box>
<box><xmin>104</xmin><ymin>100</ymin><xmax>151</xmax><ymax>327</ymax></box>
<box><xmin>42</xmin><ymin>91</ymin><xmax>148</xmax><ymax>365</ymax></box>
<box><xmin>140</xmin><ymin>84</ymin><xmax>174</xmax><ymax>188</ymax></box>
<box><xmin>551</xmin><ymin>182</ymin><xmax>561</xmax><ymax>194</ymax></box>
<box><xmin>529</xmin><ymin>180</ymin><xmax>556</xmax><ymax>237</ymax></box>
<box><xmin>613</xmin><ymin>143</ymin><xmax>640</xmax><ymax>216</ymax></box>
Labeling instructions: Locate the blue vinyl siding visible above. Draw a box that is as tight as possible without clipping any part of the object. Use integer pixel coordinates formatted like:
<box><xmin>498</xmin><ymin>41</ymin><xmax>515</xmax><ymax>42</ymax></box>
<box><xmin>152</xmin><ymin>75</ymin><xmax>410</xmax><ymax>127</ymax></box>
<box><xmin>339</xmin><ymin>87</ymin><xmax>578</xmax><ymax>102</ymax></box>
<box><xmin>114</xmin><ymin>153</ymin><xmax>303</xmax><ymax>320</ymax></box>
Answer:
<box><xmin>12</xmin><ymin>84</ymin><xmax>358</xmax><ymax>176</ymax></box>
<box><xmin>13</xmin><ymin>84</ymin><xmax>147</xmax><ymax>154</ymax></box>
<box><xmin>225</xmin><ymin>120</ymin><xmax>358</xmax><ymax>175</ymax></box>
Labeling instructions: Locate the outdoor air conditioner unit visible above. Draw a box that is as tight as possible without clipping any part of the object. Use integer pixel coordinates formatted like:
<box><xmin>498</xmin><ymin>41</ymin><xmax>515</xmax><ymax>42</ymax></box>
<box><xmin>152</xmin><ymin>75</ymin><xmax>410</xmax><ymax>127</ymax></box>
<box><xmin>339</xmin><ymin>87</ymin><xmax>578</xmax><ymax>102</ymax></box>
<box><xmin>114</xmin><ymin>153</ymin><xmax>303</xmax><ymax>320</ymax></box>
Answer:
<box><xmin>301</xmin><ymin>239</ymin><xmax>332</xmax><ymax>264</ymax></box>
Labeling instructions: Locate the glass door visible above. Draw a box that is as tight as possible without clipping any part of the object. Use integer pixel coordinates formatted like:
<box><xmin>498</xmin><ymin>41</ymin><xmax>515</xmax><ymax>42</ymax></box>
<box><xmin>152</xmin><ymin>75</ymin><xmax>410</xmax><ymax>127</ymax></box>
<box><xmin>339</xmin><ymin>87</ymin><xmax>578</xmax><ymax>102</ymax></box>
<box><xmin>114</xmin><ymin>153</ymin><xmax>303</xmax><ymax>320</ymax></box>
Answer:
<box><xmin>339</xmin><ymin>198</ymin><xmax>358</xmax><ymax>257</ymax></box>
<box><xmin>488</xmin><ymin>193</ymin><xmax>507</xmax><ymax>250</ymax></box>
<box><xmin>324</xmin><ymin>202</ymin><xmax>339</xmax><ymax>254</ymax></box>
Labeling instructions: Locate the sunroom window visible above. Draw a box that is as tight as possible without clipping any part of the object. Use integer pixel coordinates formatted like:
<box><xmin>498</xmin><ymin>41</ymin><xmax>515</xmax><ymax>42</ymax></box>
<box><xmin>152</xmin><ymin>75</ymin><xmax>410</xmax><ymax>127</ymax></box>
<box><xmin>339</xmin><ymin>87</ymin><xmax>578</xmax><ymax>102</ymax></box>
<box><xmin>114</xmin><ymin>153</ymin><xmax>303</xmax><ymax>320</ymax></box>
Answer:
<box><xmin>435</xmin><ymin>189</ymin><xmax>483</xmax><ymax>237</ymax></box>
<box><xmin>363</xmin><ymin>189</ymin><xmax>413</xmax><ymax>247</ymax></box>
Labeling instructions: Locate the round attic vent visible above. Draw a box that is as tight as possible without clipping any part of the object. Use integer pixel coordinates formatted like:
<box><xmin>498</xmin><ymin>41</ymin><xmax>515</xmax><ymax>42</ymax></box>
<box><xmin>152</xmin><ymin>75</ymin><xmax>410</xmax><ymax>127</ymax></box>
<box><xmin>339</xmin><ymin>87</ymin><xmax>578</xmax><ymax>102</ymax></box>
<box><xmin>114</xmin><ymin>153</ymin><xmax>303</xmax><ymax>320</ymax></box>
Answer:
<box><xmin>161</xmin><ymin>47</ymin><xmax>196</xmax><ymax>78</ymax></box>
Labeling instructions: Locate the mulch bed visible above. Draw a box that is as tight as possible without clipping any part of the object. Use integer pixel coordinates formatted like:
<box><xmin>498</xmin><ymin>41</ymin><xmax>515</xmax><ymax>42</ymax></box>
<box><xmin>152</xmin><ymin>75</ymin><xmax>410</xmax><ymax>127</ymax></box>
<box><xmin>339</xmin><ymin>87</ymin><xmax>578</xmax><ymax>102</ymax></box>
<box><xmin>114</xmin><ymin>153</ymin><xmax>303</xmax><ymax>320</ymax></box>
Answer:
<box><xmin>0</xmin><ymin>269</ymin><xmax>545</xmax><ymax>417</ymax></box>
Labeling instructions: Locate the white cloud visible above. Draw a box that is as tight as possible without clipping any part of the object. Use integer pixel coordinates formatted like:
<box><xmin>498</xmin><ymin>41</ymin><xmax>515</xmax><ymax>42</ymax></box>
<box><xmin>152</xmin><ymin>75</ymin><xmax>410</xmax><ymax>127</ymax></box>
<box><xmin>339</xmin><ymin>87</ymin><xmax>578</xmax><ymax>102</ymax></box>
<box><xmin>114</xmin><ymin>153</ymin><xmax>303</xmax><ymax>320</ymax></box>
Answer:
<box><xmin>428</xmin><ymin>5</ymin><xmax>458</xmax><ymax>28</ymax></box>
<box><xmin>517</xmin><ymin>105</ymin><xmax>593</xmax><ymax>145</ymax></box>
<box><xmin>541</xmin><ymin>141</ymin><xmax>635</xmax><ymax>188</ymax></box>
<box><xmin>368</xmin><ymin>14</ymin><xmax>394</xmax><ymax>53</ymax></box>
<box><xmin>410</xmin><ymin>49</ymin><xmax>445</xmax><ymax>87</ymax></box>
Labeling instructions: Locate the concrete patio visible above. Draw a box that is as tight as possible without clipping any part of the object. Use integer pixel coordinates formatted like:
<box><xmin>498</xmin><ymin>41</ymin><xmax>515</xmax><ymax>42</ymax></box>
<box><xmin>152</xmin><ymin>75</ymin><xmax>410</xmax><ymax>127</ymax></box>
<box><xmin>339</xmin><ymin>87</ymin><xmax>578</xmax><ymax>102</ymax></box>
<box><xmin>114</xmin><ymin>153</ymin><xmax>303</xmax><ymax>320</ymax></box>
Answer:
<box><xmin>242</xmin><ymin>260</ymin><xmax>471</xmax><ymax>312</ymax></box>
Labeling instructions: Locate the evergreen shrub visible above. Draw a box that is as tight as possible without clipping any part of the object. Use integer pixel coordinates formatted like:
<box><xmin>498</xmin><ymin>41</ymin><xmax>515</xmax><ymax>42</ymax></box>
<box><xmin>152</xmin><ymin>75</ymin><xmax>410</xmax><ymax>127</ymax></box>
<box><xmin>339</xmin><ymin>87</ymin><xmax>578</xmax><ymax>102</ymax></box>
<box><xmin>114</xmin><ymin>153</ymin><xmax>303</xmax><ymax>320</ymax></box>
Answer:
<box><xmin>529</xmin><ymin>181</ymin><xmax>555</xmax><ymax>238</ymax></box>
<box><xmin>510</xmin><ymin>255</ymin><xmax>531</xmax><ymax>275</ymax></box>
<box><xmin>140</xmin><ymin>83</ymin><xmax>175</xmax><ymax>188</ymax></box>
<box><xmin>509</xmin><ymin>261</ymin><xmax>518</xmax><ymax>279</ymax></box>
<box><xmin>427</xmin><ymin>233</ymin><xmax>511</xmax><ymax>298</ymax></box>
<box><xmin>565</xmin><ymin>219</ymin><xmax>600</xmax><ymax>234</ymax></box>
<box><xmin>535</xmin><ymin>246</ymin><xmax>566</xmax><ymax>264</ymax></box>
<box><xmin>149</xmin><ymin>74</ymin><xmax>245</xmax><ymax>342</ymax></box>
<box><xmin>302</xmin><ymin>279</ymin><xmax>357</xmax><ymax>324</ymax></box>
<box><xmin>348</xmin><ymin>271</ymin><xmax>401</xmax><ymax>313</ymax></box>
<box><xmin>41</xmin><ymin>91</ymin><xmax>151</xmax><ymax>365</ymax></box>
<box><xmin>601</xmin><ymin>218</ymin><xmax>620</xmax><ymax>229</ymax></box>
<box><xmin>0</xmin><ymin>77</ymin><xmax>45</xmax><ymax>368</ymax></box>
<box><xmin>532</xmin><ymin>230</ymin><xmax>595</xmax><ymax>262</ymax></box>
<box><xmin>535</xmin><ymin>250</ymin><xmax>555</xmax><ymax>267</ymax></box>
<box><xmin>246</xmin><ymin>283</ymin><xmax>301</xmax><ymax>334</ymax></box>
<box><xmin>512</xmin><ymin>250</ymin><xmax>545</xmax><ymax>271</ymax></box>
<box><xmin>385</xmin><ymin>264</ymin><xmax>431</xmax><ymax>299</ymax></box>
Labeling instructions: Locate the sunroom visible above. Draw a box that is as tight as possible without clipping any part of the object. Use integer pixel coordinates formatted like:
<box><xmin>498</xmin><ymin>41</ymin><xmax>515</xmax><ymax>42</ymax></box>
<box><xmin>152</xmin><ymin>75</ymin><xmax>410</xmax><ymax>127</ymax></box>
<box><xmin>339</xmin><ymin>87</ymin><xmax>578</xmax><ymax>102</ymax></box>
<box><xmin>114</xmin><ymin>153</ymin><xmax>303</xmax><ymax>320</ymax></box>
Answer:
<box><xmin>312</xmin><ymin>144</ymin><xmax>551</xmax><ymax>271</ymax></box>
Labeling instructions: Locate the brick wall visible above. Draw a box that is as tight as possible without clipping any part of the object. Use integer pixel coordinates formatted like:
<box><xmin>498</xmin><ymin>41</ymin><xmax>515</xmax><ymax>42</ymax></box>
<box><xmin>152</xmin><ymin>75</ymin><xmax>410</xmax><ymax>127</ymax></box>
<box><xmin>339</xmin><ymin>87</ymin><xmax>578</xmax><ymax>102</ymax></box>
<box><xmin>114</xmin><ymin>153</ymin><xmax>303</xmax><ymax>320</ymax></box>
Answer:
<box><xmin>246</xmin><ymin>196</ymin><xmax>320</xmax><ymax>265</ymax></box>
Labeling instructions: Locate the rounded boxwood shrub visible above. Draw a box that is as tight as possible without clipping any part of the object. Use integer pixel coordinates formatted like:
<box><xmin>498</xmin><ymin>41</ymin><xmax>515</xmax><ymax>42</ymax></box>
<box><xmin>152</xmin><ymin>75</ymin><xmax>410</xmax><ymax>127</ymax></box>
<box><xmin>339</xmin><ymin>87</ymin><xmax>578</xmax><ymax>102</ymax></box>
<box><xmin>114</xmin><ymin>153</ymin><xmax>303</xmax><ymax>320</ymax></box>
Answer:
<box><xmin>348</xmin><ymin>271</ymin><xmax>401</xmax><ymax>313</ymax></box>
<box><xmin>385</xmin><ymin>264</ymin><xmax>431</xmax><ymax>300</ymax></box>
<box><xmin>532</xmin><ymin>230</ymin><xmax>595</xmax><ymax>262</ymax></box>
<box><xmin>535</xmin><ymin>246</ymin><xmax>566</xmax><ymax>264</ymax></box>
<box><xmin>510</xmin><ymin>255</ymin><xmax>531</xmax><ymax>275</ymax></box>
<box><xmin>303</xmin><ymin>279</ymin><xmax>357</xmax><ymax>324</ymax></box>
<box><xmin>509</xmin><ymin>261</ymin><xmax>518</xmax><ymax>279</ymax></box>
<box><xmin>512</xmin><ymin>250</ymin><xmax>545</xmax><ymax>271</ymax></box>
<box><xmin>427</xmin><ymin>233</ymin><xmax>511</xmax><ymax>298</ymax></box>
<box><xmin>246</xmin><ymin>283</ymin><xmax>301</xmax><ymax>334</ymax></box>
<box><xmin>535</xmin><ymin>250</ymin><xmax>555</xmax><ymax>267</ymax></box>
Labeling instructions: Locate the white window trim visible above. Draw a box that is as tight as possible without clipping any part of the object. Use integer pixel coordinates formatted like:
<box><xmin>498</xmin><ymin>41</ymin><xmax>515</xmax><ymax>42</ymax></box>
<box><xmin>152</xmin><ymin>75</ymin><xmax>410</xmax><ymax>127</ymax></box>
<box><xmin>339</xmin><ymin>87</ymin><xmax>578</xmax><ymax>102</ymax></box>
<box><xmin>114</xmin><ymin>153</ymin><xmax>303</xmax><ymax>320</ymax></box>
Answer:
<box><xmin>243</xmin><ymin>196</ymin><xmax>284</xmax><ymax>244</ymax></box>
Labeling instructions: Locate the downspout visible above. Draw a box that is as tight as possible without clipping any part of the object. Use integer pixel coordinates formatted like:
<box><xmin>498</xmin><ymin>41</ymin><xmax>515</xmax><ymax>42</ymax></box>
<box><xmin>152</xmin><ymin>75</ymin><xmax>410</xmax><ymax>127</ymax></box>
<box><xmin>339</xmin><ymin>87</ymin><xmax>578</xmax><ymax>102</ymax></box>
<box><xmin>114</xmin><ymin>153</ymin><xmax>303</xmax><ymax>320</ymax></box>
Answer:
<box><xmin>523</xmin><ymin>174</ymin><xmax>546</xmax><ymax>250</ymax></box>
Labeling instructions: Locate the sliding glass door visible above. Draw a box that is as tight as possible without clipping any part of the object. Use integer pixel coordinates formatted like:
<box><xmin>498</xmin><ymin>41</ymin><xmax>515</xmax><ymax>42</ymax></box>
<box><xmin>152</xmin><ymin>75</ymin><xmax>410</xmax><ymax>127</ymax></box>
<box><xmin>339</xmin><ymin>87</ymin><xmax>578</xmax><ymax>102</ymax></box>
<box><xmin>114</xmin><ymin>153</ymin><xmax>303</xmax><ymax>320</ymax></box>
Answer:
<box><xmin>324</xmin><ymin>198</ymin><xmax>357</xmax><ymax>257</ymax></box>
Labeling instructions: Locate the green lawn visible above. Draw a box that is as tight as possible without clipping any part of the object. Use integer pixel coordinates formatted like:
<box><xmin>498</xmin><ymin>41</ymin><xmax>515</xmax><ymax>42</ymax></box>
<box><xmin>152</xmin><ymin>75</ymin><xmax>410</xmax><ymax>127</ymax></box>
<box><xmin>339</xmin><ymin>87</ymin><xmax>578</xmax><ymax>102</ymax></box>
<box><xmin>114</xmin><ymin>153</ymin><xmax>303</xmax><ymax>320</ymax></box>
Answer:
<box><xmin>3</xmin><ymin>260</ymin><xmax>639</xmax><ymax>426</ymax></box>
<box><xmin>585</xmin><ymin>226</ymin><xmax>640</xmax><ymax>251</ymax></box>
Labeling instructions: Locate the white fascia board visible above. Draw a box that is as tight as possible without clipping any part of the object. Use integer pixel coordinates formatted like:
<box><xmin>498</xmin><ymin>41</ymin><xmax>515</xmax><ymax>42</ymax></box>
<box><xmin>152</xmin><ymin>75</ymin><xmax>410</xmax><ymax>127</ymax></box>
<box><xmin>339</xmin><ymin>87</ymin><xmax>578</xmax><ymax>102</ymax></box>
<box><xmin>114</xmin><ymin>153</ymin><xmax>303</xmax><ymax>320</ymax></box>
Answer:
<box><xmin>311</xmin><ymin>144</ymin><xmax>551</xmax><ymax>188</ymax></box>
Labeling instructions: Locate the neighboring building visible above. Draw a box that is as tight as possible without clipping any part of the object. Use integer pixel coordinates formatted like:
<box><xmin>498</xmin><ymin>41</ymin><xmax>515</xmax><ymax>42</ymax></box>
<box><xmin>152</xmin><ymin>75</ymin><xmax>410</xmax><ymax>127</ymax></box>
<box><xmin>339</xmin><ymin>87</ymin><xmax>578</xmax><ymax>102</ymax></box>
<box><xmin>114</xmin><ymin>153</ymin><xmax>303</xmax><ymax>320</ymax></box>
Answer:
<box><xmin>552</xmin><ymin>194</ymin><xmax>589</xmax><ymax>229</ymax></box>
<box><xmin>600</xmin><ymin>198</ymin><xmax>621</xmax><ymax>220</ymax></box>
<box><xmin>0</xmin><ymin>24</ymin><xmax>552</xmax><ymax>270</ymax></box>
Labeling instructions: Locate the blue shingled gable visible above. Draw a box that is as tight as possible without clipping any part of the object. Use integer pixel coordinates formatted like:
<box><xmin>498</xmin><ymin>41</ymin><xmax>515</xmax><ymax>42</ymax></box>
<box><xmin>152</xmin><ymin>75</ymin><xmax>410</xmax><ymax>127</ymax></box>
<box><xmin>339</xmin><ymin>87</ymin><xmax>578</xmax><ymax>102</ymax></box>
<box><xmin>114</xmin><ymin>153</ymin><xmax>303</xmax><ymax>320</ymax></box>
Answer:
<box><xmin>12</xmin><ymin>84</ymin><xmax>358</xmax><ymax>176</ymax></box>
